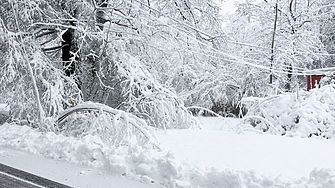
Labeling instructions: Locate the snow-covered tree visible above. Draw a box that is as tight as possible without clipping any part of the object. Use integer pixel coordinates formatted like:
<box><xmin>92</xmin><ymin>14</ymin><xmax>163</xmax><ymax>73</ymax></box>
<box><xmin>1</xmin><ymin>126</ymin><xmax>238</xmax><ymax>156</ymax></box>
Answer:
<box><xmin>1</xmin><ymin>0</ymin><xmax>226</xmax><ymax>128</ymax></box>
<box><xmin>227</xmin><ymin>0</ymin><xmax>333</xmax><ymax>94</ymax></box>
<box><xmin>0</xmin><ymin>0</ymin><xmax>81</xmax><ymax>126</ymax></box>
<box><xmin>65</xmin><ymin>0</ymin><xmax>232</xmax><ymax>126</ymax></box>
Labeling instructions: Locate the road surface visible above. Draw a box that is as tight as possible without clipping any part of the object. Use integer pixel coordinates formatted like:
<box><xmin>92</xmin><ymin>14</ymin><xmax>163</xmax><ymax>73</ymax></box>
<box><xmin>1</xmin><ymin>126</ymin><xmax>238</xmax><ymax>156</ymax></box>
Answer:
<box><xmin>0</xmin><ymin>163</ymin><xmax>71</xmax><ymax>188</ymax></box>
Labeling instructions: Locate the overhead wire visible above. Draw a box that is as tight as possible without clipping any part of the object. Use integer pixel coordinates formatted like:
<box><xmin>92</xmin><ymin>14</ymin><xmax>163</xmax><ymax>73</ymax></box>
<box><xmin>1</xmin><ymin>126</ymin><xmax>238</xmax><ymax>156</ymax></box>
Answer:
<box><xmin>131</xmin><ymin>0</ymin><xmax>335</xmax><ymax>56</ymax></box>
<box><xmin>117</xmin><ymin>0</ymin><xmax>332</xmax><ymax>76</ymax></box>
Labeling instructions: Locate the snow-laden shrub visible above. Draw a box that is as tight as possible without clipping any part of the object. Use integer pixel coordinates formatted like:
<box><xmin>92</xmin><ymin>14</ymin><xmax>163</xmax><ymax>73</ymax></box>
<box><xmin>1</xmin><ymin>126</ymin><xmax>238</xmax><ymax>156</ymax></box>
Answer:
<box><xmin>130</xmin><ymin>92</ymin><xmax>198</xmax><ymax>129</ymax></box>
<box><xmin>240</xmin><ymin>84</ymin><xmax>335</xmax><ymax>138</ymax></box>
<box><xmin>180</xmin><ymin>70</ymin><xmax>243</xmax><ymax>117</ymax></box>
<box><xmin>114</xmin><ymin>53</ymin><xmax>199</xmax><ymax>129</ymax></box>
<box><xmin>320</xmin><ymin>71</ymin><xmax>335</xmax><ymax>86</ymax></box>
<box><xmin>55</xmin><ymin>102</ymin><xmax>159</xmax><ymax>149</ymax></box>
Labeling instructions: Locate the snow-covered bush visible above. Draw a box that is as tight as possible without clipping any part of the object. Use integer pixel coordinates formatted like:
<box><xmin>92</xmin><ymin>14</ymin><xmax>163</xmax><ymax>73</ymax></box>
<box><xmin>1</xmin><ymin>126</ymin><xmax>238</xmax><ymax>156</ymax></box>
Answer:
<box><xmin>240</xmin><ymin>85</ymin><xmax>335</xmax><ymax>138</ymax></box>
<box><xmin>320</xmin><ymin>71</ymin><xmax>335</xmax><ymax>86</ymax></box>
<box><xmin>178</xmin><ymin>69</ymin><xmax>244</xmax><ymax>117</ymax></box>
<box><xmin>56</xmin><ymin>102</ymin><xmax>159</xmax><ymax>148</ymax></box>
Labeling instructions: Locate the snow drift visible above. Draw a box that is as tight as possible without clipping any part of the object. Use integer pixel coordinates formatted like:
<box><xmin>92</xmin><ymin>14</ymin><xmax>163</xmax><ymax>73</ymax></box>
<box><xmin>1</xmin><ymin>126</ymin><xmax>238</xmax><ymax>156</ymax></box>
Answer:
<box><xmin>0</xmin><ymin>123</ymin><xmax>334</xmax><ymax>188</ymax></box>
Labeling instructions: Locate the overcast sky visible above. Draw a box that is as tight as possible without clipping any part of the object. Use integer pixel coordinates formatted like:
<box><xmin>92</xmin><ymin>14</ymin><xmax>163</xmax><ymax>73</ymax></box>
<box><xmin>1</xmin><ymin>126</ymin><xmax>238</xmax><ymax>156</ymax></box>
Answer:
<box><xmin>218</xmin><ymin>0</ymin><xmax>262</xmax><ymax>14</ymax></box>
<box><xmin>219</xmin><ymin>0</ymin><xmax>240</xmax><ymax>14</ymax></box>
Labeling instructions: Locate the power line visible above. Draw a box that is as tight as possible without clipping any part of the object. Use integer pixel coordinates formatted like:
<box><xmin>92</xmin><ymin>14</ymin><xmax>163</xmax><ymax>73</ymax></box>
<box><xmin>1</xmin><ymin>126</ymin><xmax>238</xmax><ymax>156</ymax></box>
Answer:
<box><xmin>116</xmin><ymin>0</ymin><xmax>332</xmax><ymax>75</ymax></box>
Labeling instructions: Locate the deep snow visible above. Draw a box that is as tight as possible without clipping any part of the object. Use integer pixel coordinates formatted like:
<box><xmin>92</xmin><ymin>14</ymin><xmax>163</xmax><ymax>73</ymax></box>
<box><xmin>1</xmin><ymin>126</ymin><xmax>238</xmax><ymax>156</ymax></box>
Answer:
<box><xmin>158</xmin><ymin>117</ymin><xmax>335</xmax><ymax>179</ymax></box>
<box><xmin>0</xmin><ymin>115</ymin><xmax>334</xmax><ymax>187</ymax></box>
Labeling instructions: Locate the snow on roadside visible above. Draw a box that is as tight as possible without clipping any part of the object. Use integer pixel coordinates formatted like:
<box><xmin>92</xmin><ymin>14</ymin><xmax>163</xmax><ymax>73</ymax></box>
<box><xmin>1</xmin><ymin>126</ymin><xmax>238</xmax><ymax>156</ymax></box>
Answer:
<box><xmin>0</xmin><ymin>146</ymin><xmax>162</xmax><ymax>188</ymax></box>
<box><xmin>0</xmin><ymin>122</ymin><xmax>334</xmax><ymax>187</ymax></box>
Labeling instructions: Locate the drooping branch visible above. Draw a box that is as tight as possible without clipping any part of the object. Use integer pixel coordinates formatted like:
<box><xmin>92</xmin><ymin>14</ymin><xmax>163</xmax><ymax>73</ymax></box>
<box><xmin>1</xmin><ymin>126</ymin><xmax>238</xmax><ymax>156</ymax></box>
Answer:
<box><xmin>42</xmin><ymin>45</ymin><xmax>66</xmax><ymax>52</ymax></box>
<box><xmin>10</xmin><ymin>1</ymin><xmax>45</xmax><ymax>124</ymax></box>
<box><xmin>289</xmin><ymin>0</ymin><xmax>296</xmax><ymax>21</ymax></box>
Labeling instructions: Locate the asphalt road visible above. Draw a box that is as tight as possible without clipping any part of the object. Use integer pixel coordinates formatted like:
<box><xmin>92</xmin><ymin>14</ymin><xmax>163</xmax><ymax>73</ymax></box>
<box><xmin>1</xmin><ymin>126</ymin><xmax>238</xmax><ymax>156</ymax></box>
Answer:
<box><xmin>0</xmin><ymin>163</ymin><xmax>72</xmax><ymax>188</ymax></box>
<box><xmin>0</xmin><ymin>172</ymin><xmax>41</xmax><ymax>188</ymax></box>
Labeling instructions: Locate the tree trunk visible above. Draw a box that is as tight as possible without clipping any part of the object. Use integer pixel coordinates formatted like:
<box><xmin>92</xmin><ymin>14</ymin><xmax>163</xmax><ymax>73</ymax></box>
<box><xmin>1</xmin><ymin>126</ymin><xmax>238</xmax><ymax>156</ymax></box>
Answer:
<box><xmin>284</xmin><ymin>64</ymin><xmax>293</xmax><ymax>91</ymax></box>
<box><xmin>270</xmin><ymin>1</ymin><xmax>278</xmax><ymax>84</ymax></box>
<box><xmin>96</xmin><ymin>0</ymin><xmax>109</xmax><ymax>30</ymax></box>
<box><xmin>62</xmin><ymin>28</ymin><xmax>75</xmax><ymax>77</ymax></box>
<box><xmin>61</xmin><ymin>2</ymin><xmax>77</xmax><ymax>77</ymax></box>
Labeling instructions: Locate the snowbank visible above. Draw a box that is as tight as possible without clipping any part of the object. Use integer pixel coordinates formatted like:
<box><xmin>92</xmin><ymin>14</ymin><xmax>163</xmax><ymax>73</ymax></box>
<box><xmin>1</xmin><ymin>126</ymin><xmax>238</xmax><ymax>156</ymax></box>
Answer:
<box><xmin>0</xmin><ymin>123</ymin><xmax>334</xmax><ymax>187</ymax></box>
<box><xmin>0</xmin><ymin>146</ymin><xmax>163</xmax><ymax>188</ymax></box>
<box><xmin>241</xmin><ymin>85</ymin><xmax>335</xmax><ymax>138</ymax></box>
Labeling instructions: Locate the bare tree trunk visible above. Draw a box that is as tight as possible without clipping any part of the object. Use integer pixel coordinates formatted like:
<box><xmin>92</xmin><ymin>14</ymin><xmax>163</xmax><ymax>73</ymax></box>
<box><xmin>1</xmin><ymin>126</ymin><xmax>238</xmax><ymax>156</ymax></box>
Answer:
<box><xmin>61</xmin><ymin>1</ymin><xmax>77</xmax><ymax>77</ymax></box>
<box><xmin>286</xmin><ymin>0</ymin><xmax>297</xmax><ymax>91</ymax></box>
<box><xmin>270</xmin><ymin>1</ymin><xmax>278</xmax><ymax>84</ymax></box>
<box><xmin>62</xmin><ymin>28</ymin><xmax>75</xmax><ymax>77</ymax></box>
<box><xmin>284</xmin><ymin>64</ymin><xmax>293</xmax><ymax>91</ymax></box>
<box><xmin>96</xmin><ymin>0</ymin><xmax>109</xmax><ymax>30</ymax></box>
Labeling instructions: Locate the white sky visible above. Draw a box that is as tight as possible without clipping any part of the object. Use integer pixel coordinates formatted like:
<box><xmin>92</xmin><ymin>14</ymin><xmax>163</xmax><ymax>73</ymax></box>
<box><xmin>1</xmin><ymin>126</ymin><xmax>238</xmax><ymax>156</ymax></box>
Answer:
<box><xmin>215</xmin><ymin>0</ymin><xmax>241</xmax><ymax>14</ymax></box>
<box><xmin>217</xmin><ymin>0</ymin><xmax>262</xmax><ymax>14</ymax></box>
<box><xmin>220</xmin><ymin>0</ymin><xmax>240</xmax><ymax>14</ymax></box>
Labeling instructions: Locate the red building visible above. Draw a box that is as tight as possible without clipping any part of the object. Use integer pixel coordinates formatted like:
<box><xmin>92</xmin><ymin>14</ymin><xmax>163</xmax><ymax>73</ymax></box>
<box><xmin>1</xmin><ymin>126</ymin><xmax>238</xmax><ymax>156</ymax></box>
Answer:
<box><xmin>305</xmin><ymin>68</ymin><xmax>335</xmax><ymax>91</ymax></box>
<box><xmin>307</xmin><ymin>75</ymin><xmax>324</xmax><ymax>91</ymax></box>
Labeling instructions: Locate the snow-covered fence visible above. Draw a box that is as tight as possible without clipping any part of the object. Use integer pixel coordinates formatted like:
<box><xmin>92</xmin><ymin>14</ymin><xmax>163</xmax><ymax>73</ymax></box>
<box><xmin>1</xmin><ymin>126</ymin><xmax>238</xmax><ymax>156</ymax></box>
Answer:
<box><xmin>56</xmin><ymin>102</ymin><xmax>160</xmax><ymax>149</ymax></box>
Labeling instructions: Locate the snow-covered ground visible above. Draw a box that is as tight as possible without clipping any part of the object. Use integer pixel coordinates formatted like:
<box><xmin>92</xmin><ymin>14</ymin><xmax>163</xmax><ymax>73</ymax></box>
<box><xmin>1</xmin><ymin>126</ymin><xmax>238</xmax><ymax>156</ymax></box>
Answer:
<box><xmin>0</xmin><ymin>113</ymin><xmax>334</xmax><ymax>187</ymax></box>
<box><xmin>158</xmin><ymin>117</ymin><xmax>335</xmax><ymax>179</ymax></box>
